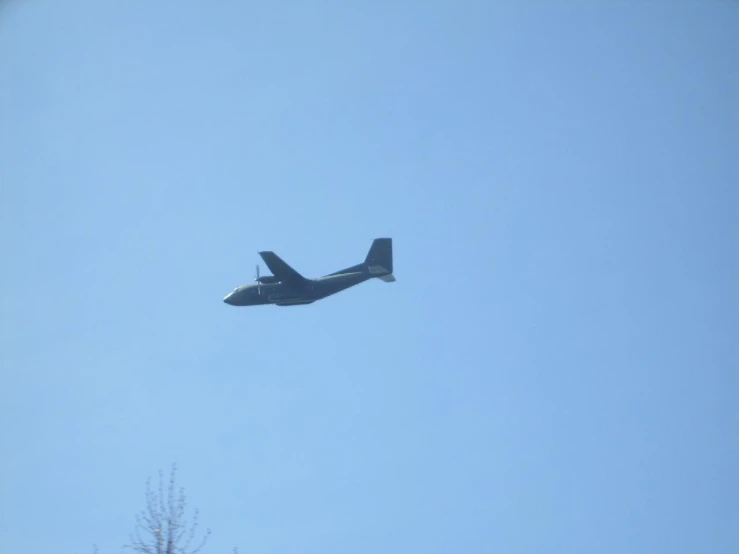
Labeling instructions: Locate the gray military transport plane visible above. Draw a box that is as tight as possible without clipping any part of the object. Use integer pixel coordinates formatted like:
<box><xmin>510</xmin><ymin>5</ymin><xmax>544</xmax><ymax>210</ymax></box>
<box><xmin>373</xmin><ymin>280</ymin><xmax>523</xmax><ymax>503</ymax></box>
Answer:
<box><xmin>223</xmin><ymin>238</ymin><xmax>395</xmax><ymax>307</ymax></box>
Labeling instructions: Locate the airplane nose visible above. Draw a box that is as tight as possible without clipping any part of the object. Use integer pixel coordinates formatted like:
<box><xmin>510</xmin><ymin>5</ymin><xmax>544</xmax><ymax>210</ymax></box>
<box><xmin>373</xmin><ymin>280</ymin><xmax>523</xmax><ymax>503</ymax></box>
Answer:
<box><xmin>223</xmin><ymin>293</ymin><xmax>234</xmax><ymax>304</ymax></box>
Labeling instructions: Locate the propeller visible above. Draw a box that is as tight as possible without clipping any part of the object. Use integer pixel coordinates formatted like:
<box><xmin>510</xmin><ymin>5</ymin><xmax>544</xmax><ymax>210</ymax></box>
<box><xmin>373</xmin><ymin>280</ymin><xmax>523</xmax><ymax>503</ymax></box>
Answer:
<box><xmin>255</xmin><ymin>264</ymin><xmax>261</xmax><ymax>295</ymax></box>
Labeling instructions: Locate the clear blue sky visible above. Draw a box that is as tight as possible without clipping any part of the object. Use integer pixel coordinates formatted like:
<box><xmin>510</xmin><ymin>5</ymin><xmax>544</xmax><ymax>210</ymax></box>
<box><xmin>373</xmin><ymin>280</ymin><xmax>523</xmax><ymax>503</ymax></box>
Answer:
<box><xmin>1</xmin><ymin>2</ymin><xmax>737</xmax><ymax>553</ymax></box>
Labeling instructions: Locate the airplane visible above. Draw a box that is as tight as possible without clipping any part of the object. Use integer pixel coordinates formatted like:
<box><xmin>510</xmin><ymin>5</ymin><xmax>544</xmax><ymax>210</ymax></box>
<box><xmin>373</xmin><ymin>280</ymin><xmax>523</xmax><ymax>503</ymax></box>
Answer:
<box><xmin>223</xmin><ymin>238</ymin><xmax>395</xmax><ymax>307</ymax></box>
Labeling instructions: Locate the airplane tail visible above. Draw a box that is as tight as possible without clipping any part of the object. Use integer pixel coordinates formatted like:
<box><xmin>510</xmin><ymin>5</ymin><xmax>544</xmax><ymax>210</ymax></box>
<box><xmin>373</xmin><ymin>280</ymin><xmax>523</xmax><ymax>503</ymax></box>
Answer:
<box><xmin>365</xmin><ymin>238</ymin><xmax>395</xmax><ymax>282</ymax></box>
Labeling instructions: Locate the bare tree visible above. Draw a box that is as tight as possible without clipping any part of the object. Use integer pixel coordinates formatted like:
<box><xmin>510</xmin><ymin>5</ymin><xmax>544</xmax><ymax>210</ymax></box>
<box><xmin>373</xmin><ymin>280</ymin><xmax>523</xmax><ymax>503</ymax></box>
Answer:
<box><xmin>87</xmin><ymin>464</ymin><xmax>238</xmax><ymax>554</ymax></box>
<box><xmin>124</xmin><ymin>464</ymin><xmax>213</xmax><ymax>554</ymax></box>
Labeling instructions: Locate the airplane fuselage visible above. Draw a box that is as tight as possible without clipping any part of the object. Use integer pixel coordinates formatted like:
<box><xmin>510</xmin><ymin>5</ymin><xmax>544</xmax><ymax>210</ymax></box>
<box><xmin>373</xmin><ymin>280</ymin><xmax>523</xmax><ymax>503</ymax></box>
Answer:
<box><xmin>224</xmin><ymin>272</ymin><xmax>372</xmax><ymax>307</ymax></box>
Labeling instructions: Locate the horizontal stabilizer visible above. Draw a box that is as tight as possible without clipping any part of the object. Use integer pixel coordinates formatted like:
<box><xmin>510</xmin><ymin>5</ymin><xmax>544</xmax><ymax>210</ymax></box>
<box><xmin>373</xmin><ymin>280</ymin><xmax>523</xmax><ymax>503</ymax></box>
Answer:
<box><xmin>378</xmin><ymin>273</ymin><xmax>396</xmax><ymax>282</ymax></box>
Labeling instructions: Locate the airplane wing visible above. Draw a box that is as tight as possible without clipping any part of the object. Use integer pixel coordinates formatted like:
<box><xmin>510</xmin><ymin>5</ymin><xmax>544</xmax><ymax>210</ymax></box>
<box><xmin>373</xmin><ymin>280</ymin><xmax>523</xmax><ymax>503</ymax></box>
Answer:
<box><xmin>258</xmin><ymin>251</ymin><xmax>307</xmax><ymax>284</ymax></box>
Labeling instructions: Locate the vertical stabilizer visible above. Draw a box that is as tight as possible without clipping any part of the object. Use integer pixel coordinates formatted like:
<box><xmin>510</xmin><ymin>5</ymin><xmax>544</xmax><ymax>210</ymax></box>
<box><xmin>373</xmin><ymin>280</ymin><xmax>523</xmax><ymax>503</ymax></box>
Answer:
<box><xmin>365</xmin><ymin>238</ymin><xmax>394</xmax><ymax>279</ymax></box>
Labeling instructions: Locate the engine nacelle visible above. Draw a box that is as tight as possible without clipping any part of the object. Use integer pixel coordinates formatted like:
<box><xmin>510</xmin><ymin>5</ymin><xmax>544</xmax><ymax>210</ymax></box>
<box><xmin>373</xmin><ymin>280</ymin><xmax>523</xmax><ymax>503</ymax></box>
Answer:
<box><xmin>256</xmin><ymin>275</ymin><xmax>279</xmax><ymax>284</ymax></box>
